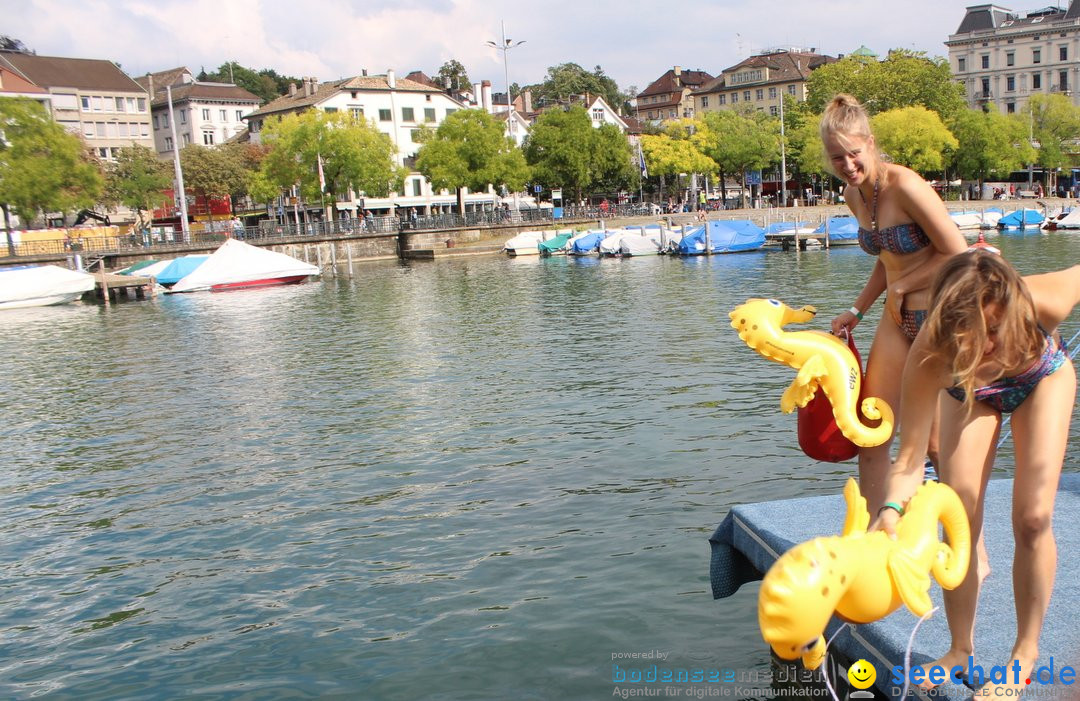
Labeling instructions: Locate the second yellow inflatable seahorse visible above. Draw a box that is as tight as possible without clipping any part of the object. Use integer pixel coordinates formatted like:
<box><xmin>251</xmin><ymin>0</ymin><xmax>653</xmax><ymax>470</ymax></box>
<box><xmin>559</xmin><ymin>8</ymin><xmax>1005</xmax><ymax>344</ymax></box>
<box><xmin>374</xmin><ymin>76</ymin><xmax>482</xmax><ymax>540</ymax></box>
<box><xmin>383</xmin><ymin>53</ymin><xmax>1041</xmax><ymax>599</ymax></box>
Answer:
<box><xmin>758</xmin><ymin>478</ymin><xmax>971</xmax><ymax>669</ymax></box>
<box><xmin>729</xmin><ymin>298</ymin><xmax>894</xmax><ymax>447</ymax></box>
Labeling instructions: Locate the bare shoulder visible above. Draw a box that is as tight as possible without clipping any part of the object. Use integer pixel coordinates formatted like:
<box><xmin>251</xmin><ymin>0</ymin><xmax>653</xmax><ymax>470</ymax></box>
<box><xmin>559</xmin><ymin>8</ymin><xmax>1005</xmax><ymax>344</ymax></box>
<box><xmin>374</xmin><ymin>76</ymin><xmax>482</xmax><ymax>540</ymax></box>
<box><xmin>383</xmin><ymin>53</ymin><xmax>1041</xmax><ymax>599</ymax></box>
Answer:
<box><xmin>1025</xmin><ymin>265</ymin><xmax>1080</xmax><ymax>326</ymax></box>
<box><xmin>889</xmin><ymin>164</ymin><xmax>937</xmax><ymax>198</ymax></box>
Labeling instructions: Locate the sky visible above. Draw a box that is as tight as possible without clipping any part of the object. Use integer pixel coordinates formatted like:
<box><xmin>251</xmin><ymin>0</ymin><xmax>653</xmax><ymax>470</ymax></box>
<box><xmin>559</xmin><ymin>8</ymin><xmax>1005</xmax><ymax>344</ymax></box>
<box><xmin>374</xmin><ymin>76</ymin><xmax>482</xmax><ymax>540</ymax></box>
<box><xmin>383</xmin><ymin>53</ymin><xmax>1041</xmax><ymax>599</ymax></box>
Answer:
<box><xmin>2</xmin><ymin>0</ymin><xmax>1044</xmax><ymax>95</ymax></box>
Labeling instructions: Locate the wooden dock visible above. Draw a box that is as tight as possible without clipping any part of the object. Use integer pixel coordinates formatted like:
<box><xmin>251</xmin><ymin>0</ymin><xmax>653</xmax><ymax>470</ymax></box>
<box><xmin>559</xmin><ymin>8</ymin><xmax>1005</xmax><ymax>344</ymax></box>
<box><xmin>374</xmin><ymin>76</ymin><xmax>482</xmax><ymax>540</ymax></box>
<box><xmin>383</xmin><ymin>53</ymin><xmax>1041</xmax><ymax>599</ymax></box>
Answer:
<box><xmin>90</xmin><ymin>272</ymin><xmax>154</xmax><ymax>305</ymax></box>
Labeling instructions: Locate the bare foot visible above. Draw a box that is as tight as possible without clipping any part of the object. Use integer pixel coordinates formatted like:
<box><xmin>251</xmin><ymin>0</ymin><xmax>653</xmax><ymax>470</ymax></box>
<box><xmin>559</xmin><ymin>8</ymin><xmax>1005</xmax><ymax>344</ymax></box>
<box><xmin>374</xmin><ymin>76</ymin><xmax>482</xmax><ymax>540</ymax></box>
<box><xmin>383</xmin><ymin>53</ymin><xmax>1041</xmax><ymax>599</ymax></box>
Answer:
<box><xmin>916</xmin><ymin>649</ymin><xmax>974</xmax><ymax>690</ymax></box>
<box><xmin>972</xmin><ymin>654</ymin><xmax>1036</xmax><ymax>698</ymax></box>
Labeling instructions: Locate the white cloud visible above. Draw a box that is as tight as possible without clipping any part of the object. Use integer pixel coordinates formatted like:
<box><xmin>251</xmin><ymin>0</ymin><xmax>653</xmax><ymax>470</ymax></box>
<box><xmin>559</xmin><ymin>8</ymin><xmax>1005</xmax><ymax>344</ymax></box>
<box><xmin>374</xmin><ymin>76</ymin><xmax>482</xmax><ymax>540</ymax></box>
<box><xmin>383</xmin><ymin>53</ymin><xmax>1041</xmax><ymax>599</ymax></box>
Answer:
<box><xmin>9</xmin><ymin>0</ymin><xmax>968</xmax><ymax>91</ymax></box>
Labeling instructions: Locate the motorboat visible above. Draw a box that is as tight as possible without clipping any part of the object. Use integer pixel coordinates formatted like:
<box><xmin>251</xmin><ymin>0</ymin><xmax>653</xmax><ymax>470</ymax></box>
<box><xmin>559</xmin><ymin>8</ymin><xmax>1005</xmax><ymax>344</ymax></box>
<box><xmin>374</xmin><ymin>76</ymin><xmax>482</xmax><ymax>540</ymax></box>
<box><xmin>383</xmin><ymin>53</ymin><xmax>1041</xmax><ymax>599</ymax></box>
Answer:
<box><xmin>503</xmin><ymin>231</ymin><xmax>546</xmax><ymax>256</ymax></box>
<box><xmin>0</xmin><ymin>265</ymin><xmax>95</xmax><ymax>309</ymax></box>
<box><xmin>676</xmin><ymin>220</ymin><xmax>765</xmax><ymax>255</ymax></box>
<box><xmin>569</xmin><ymin>230</ymin><xmax>605</xmax><ymax>255</ymax></box>
<box><xmin>168</xmin><ymin>239</ymin><xmax>319</xmax><ymax>293</ymax></box>
<box><xmin>538</xmin><ymin>230</ymin><xmax>575</xmax><ymax>255</ymax></box>
<box><xmin>813</xmin><ymin>216</ymin><xmax>859</xmax><ymax>245</ymax></box>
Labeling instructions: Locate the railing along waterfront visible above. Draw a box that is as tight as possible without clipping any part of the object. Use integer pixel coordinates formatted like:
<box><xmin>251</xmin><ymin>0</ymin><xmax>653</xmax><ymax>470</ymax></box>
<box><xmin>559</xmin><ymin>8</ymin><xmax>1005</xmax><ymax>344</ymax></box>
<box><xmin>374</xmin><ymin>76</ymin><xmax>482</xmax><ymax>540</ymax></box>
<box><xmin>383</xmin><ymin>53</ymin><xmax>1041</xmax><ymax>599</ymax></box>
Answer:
<box><xmin>0</xmin><ymin>203</ymin><xmax>664</xmax><ymax>259</ymax></box>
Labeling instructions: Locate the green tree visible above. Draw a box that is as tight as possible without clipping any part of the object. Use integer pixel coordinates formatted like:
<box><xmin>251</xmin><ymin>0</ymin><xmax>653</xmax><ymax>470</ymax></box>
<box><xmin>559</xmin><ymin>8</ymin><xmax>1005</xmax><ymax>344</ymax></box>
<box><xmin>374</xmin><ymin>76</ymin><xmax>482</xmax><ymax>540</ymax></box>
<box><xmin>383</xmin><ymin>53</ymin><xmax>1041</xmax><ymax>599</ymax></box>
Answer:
<box><xmin>1026</xmin><ymin>93</ymin><xmax>1080</xmax><ymax>172</ymax></box>
<box><xmin>415</xmin><ymin>109</ymin><xmax>528</xmax><ymax>210</ymax></box>
<box><xmin>806</xmin><ymin>50</ymin><xmax>965</xmax><ymax>121</ymax></box>
<box><xmin>871</xmin><ymin>106</ymin><xmax>958</xmax><ymax>173</ymax></box>
<box><xmin>103</xmin><ymin>145</ymin><xmax>172</xmax><ymax>230</ymax></box>
<box><xmin>436</xmin><ymin>60</ymin><xmax>472</xmax><ymax>92</ymax></box>
<box><xmin>199</xmin><ymin>63</ymin><xmax>303</xmax><ymax>104</ymax></box>
<box><xmin>529</xmin><ymin>63</ymin><xmax>626</xmax><ymax>113</ymax></box>
<box><xmin>949</xmin><ymin>108</ymin><xmax>1035</xmax><ymax>183</ymax></box>
<box><xmin>640</xmin><ymin>124</ymin><xmax>716</xmax><ymax>202</ymax></box>
<box><xmin>254</xmin><ymin>110</ymin><xmax>404</xmax><ymax>216</ymax></box>
<box><xmin>699</xmin><ymin>110</ymin><xmax>781</xmax><ymax>207</ymax></box>
<box><xmin>523</xmin><ymin>106</ymin><xmax>634</xmax><ymax>202</ymax></box>
<box><xmin>589</xmin><ymin>123</ymin><xmax>637</xmax><ymax>194</ymax></box>
<box><xmin>0</xmin><ymin>97</ymin><xmax>103</xmax><ymax>253</ymax></box>
<box><xmin>180</xmin><ymin>144</ymin><xmax>248</xmax><ymax>230</ymax></box>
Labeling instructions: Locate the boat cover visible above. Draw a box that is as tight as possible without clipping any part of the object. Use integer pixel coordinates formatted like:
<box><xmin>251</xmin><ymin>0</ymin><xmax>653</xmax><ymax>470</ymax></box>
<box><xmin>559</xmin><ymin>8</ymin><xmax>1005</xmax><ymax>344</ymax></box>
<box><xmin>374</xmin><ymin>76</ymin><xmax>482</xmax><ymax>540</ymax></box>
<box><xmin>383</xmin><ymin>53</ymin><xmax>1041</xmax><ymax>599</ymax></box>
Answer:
<box><xmin>154</xmin><ymin>255</ymin><xmax>209</xmax><ymax>286</ymax></box>
<box><xmin>0</xmin><ymin>265</ymin><xmax>95</xmax><ymax>308</ymax></box>
<box><xmin>599</xmin><ymin>229</ymin><xmax>631</xmax><ymax>255</ymax></box>
<box><xmin>570</xmin><ymin>231</ymin><xmax>605</xmax><ymax>254</ymax></box>
<box><xmin>116</xmin><ymin>260</ymin><xmax>160</xmax><ymax>275</ymax></box>
<box><xmin>169</xmin><ymin>239</ymin><xmax>319</xmax><ymax>293</ymax></box>
<box><xmin>709</xmin><ymin>475</ymin><xmax>1080</xmax><ymax>697</ymax></box>
<box><xmin>813</xmin><ymin>216</ymin><xmax>860</xmax><ymax>242</ymax></box>
<box><xmin>998</xmin><ymin>209</ymin><xmax>1045</xmax><ymax>227</ymax></box>
<box><xmin>619</xmin><ymin>227</ymin><xmax>667</xmax><ymax>256</ymax></box>
<box><xmin>1050</xmin><ymin>208</ymin><xmax>1080</xmax><ymax>229</ymax></box>
<box><xmin>538</xmin><ymin>232</ymin><xmax>573</xmax><ymax>253</ymax></box>
<box><xmin>503</xmin><ymin>231</ymin><xmax>545</xmax><ymax>252</ymax></box>
<box><xmin>677</xmin><ymin>220</ymin><xmax>765</xmax><ymax>254</ymax></box>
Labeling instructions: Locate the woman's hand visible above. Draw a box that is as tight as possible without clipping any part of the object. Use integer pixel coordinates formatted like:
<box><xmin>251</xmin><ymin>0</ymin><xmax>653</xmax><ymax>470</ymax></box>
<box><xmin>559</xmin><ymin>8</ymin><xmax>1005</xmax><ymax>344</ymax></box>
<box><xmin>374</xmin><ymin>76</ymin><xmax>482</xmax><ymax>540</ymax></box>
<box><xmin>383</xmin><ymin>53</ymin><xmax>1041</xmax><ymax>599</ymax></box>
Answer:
<box><xmin>831</xmin><ymin>310</ymin><xmax>859</xmax><ymax>336</ymax></box>
<box><xmin>869</xmin><ymin>506</ymin><xmax>901</xmax><ymax>540</ymax></box>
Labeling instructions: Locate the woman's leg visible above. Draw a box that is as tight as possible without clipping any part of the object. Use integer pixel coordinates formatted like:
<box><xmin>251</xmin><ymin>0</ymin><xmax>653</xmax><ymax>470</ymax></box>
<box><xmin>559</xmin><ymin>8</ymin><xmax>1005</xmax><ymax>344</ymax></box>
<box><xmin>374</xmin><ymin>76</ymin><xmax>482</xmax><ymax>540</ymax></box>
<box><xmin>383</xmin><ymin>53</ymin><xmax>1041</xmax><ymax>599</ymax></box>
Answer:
<box><xmin>857</xmin><ymin>315</ymin><xmax>910</xmax><ymax>512</ymax></box>
<box><xmin>978</xmin><ymin>361</ymin><xmax>1076</xmax><ymax>696</ymax></box>
<box><xmin>919</xmin><ymin>394</ymin><xmax>1000</xmax><ymax>688</ymax></box>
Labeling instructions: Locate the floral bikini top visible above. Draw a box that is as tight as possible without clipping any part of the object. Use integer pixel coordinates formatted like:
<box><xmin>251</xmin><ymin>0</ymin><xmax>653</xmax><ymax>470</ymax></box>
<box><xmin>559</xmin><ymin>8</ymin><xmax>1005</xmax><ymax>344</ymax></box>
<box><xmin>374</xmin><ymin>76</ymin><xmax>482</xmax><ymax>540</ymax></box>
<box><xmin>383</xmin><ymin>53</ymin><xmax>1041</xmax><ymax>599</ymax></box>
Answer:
<box><xmin>857</xmin><ymin>175</ymin><xmax>932</xmax><ymax>256</ymax></box>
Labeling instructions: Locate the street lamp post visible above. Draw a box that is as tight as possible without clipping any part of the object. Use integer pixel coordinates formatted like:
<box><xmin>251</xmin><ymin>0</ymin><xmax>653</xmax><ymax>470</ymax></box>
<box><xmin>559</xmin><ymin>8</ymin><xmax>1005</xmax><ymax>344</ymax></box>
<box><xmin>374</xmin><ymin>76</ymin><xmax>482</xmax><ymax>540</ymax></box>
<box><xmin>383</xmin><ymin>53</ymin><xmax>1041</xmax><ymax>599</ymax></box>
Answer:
<box><xmin>486</xmin><ymin>21</ymin><xmax>525</xmax><ymax>114</ymax></box>
<box><xmin>779</xmin><ymin>91</ymin><xmax>787</xmax><ymax>207</ymax></box>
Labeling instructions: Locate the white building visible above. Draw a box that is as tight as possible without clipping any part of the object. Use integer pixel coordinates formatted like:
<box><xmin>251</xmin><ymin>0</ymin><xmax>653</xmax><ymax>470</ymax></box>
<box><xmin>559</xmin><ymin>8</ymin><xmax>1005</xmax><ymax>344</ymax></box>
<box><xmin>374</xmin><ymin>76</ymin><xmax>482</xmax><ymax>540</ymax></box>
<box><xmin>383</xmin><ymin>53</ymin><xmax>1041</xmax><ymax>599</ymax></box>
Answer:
<box><xmin>947</xmin><ymin>2</ymin><xmax>1080</xmax><ymax>113</ymax></box>
<box><xmin>135</xmin><ymin>67</ymin><xmax>261</xmax><ymax>154</ymax></box>
<box><xmin>245</xmin><ymin>71</ymin><xmax>501</xmax><ymax>215</ymax></box>
<box><xmin>0</xmin><ymin>50</ymin><xmax>152</xmax><ymax>162</ymax></box>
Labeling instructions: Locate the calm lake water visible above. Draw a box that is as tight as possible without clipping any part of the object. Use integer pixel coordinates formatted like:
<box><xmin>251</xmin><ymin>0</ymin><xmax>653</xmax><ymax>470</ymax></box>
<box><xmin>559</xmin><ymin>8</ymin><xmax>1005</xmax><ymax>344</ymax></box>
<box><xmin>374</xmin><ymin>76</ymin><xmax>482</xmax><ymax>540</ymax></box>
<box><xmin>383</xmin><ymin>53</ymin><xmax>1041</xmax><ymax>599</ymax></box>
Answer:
<box><xmin>1</xmin><ymin>232</ymin><xmax>1077</xmax><ymax>700</ymax></box>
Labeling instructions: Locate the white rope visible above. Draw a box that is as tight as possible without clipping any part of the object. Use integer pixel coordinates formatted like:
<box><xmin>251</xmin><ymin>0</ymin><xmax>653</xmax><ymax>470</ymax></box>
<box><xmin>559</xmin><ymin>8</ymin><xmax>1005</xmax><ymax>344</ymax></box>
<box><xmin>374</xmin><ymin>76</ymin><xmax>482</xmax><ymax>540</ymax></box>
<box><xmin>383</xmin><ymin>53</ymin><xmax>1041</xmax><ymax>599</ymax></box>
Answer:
<box><xmin>900</xmin><ymin>607</ymin><xmax>939</xmax><ymax>701</ymax></box>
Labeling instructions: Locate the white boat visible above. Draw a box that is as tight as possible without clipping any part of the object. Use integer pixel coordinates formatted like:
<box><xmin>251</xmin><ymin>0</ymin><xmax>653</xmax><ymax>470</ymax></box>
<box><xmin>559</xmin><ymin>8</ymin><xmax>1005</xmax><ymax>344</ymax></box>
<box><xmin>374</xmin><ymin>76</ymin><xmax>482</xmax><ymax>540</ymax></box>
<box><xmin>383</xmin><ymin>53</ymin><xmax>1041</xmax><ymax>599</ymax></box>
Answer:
<box><xmin>619</xmin><ymin>227</ymin><xmax>673</xmax><ymax>256</ymax></box>
<box><xmin>503</xmin><ymin>231</ymin><xmax>545</xmax><ymax>256</ymax></box>
<box><xmin>598</xmin><ymin>229</ymin><xmax>631</xmax><ymax>256</ymax></box>
<box><xmin>949</xmin><ymin>211</ymin><xmax>984</xmax><ymax>230</ymax></box>
<box><xmin>167</xmin><ymin>239</ymin><xmax>319</xmax><ymax>293</ymax></box>
<box><xmin>0</xmin><ymin>265</ymin><xmax>95</xmax><ymax>309</ymax></box>
<box><xmin>1046</xmin><ymin>208</ymin><xmax>1080</xmax><ymax>230</ymax></box>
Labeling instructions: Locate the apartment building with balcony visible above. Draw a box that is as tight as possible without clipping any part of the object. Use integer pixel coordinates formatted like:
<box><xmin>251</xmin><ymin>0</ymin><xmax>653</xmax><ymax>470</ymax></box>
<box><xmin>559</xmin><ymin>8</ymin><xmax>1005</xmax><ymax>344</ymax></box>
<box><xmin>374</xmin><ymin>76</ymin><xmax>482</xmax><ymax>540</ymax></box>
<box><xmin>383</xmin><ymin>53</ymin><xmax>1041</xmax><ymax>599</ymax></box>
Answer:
<box><xmin>947</xmin><ymin>2</ymin><xmax>1080</xmax><ymax>112</ymax></box>
<box><xmin>692</xmin><ymin>48</ymin><xmax>836</xmax><ymax>117</ymax></box>
<box><xmin>0</xmin><ymin>50</ymin><xmax>152</xmax><ymax>161</ymax></box>
<box><xmin>135</xmin><ymin>67</ymin><xmax>261</xmax><ymax>154</ymax></box>
<box><xmin>632</xmin><ymin>66</ymin><xmax>714</xmax><ymax>124</ymax></box>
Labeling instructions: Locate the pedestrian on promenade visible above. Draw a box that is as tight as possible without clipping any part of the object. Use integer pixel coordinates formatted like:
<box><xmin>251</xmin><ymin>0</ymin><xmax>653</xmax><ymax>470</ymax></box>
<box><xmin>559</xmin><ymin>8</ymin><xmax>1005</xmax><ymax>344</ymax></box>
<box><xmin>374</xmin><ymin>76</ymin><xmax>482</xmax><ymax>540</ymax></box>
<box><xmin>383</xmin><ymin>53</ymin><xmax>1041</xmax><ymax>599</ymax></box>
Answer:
<box><xmin>874</xmin><ymin>252</ymin><xmax>1079</xmax><ymax>698</ymax></box>
<box><xmin>821</xmin><ymin>94</ymin><xmax>968</xmax><ymax>512</ymax></box>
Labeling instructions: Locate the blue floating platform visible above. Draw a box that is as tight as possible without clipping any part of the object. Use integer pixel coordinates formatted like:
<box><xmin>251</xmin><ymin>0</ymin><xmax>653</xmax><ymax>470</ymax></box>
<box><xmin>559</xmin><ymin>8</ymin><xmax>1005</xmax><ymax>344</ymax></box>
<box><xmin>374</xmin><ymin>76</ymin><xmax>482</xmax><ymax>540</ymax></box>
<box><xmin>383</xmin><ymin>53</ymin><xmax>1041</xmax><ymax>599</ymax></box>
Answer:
<box><xmin>710</xmin><ymin>475</ymin><xmax>1080</xmax><ymax>697</ymax></box>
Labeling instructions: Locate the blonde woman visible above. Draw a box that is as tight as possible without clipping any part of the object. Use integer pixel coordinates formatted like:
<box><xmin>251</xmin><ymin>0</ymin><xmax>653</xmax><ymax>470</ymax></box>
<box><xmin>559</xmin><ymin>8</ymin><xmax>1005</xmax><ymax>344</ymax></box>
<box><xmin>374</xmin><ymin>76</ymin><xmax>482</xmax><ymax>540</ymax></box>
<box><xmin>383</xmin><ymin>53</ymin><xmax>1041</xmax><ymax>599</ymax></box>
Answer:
<box><xmin>875</xmin><ymin>252</ymin><xmax>1079</xmax><ymax>696</ymax></box>
<box><xmin>821</xmin><ymin>94</ymin><xmax>968</xmax><ymax>510</ymax></box>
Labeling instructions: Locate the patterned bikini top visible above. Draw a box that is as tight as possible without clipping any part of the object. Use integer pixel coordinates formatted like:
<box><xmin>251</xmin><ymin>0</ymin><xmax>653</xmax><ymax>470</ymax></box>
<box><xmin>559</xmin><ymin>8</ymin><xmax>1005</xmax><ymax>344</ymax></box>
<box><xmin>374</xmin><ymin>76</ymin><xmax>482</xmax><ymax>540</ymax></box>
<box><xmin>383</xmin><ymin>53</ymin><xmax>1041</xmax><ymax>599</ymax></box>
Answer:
<box><xmin>857</xmin><ymin>175</ymin><xmax>933</xmax><ymax>256</ymax></box>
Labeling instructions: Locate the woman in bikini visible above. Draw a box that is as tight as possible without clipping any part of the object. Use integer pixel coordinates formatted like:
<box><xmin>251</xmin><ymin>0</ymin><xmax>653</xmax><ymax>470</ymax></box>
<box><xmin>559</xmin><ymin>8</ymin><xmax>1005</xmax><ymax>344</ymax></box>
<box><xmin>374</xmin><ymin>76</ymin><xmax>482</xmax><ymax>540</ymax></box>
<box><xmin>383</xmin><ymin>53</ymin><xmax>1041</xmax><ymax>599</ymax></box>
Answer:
<box><xmin>874</xmin><ymin>251</ymin><xmax>1079</xmax><ymax>697</ymax></box>
<box><xmin>821</xmin><ymin>94</ymin><xmax>969</xmax><ymax>512</ymax></box>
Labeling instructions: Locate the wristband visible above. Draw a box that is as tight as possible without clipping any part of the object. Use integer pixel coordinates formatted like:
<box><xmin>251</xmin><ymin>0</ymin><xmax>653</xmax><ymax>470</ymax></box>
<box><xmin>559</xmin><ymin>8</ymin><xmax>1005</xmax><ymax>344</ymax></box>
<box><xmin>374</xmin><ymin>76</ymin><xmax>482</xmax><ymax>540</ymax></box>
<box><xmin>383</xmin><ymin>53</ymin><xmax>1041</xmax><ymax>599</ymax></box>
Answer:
<box><xmin>878</xmin><ymin>501</ymin><xmax>904</xmax><ymax>517</ymax></box>
<box><xmin>849</xmin><ymin>306</ymin><xmax>864</xmax><ymax>321</ymax></box>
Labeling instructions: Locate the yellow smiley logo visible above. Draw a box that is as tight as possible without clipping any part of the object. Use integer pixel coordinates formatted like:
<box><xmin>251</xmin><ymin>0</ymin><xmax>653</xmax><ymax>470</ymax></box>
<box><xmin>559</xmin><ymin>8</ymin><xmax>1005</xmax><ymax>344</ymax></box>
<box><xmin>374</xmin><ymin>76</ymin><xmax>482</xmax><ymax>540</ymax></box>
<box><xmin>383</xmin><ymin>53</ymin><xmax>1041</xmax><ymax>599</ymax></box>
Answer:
<box><xmin>847</xmin><ymin>659</ymin><xmax>876</xmax><ymax>690</ymax></box>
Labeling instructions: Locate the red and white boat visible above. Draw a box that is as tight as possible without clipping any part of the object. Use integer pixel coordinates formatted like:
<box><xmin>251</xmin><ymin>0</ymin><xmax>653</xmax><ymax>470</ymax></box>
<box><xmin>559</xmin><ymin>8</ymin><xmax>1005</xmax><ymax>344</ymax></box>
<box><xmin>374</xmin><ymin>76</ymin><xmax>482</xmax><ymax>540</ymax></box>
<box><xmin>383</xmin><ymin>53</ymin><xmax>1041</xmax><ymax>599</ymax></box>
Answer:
<box><xmin>168</xmin><ymin>239</ymin><xmax>319</xmax><ymax>293</ymax></box>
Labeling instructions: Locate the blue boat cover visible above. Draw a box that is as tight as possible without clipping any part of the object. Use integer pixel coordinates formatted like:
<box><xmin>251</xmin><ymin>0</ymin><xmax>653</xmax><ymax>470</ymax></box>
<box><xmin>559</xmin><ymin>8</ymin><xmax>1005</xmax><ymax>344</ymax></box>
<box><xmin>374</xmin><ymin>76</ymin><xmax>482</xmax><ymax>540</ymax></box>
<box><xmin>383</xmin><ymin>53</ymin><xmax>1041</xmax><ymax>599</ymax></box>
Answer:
<box><xmin>155</xmin><ymin>255</ymin><xmax>209</xmax><ymax>285</ymax></box>
<box><xmin>764</xmin><ymin>221</ymin><xmax>809</xmax><ymax>235</ymax></box>
<box><xmin>813</xmin><ymin>216</ymin><xmax>859</xmax><ymax>242</ymax></box>
<box><xmin>998</xmin><ymin>209</ymin><xmax>1045</xmax><ymax>227</ymax></box>
<box><xmin>570</xmin><ymin>231</ymin><xmax>604</xmax><ymax>254</ymax></box>
<box><xmin>677</xmin><ymin>220</ymin><xmax>765</xmax><ymax>255</ymax></box>
<box><xmin>709</xmin><ymin>475</ymin><xmax>1080</xmax><ymax>697</ymax></box>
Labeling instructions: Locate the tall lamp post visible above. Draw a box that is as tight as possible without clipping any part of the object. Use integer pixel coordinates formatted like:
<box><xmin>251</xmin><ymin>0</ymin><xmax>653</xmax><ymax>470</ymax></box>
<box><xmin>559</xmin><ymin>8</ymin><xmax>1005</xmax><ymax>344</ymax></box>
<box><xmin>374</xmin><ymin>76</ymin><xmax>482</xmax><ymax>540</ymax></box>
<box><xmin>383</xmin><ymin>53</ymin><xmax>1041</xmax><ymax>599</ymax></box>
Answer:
<box><xmin>778</xmin><ymin>90</ymin><xmax>787</xmax><ymax>207</ymax></box>
<box><xmin>486</xmin><ymin>21</ymin><xmax>525</xmax><ymax>114</ymax></box>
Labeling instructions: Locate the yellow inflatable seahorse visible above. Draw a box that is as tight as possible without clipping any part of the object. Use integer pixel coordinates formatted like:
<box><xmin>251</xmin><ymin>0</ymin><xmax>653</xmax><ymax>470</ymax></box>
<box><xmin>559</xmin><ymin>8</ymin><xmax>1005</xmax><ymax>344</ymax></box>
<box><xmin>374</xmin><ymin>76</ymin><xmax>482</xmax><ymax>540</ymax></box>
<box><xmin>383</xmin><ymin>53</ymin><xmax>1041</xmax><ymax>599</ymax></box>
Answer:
<box><xmin>758</xmin><ymin>478</ymin><xmax>970</xmax><ymax>669</ymax></box>
<box><xmin>729</xmin><ymin>298</ymin><xmax>894</xmax><ymax>447</ymax></box>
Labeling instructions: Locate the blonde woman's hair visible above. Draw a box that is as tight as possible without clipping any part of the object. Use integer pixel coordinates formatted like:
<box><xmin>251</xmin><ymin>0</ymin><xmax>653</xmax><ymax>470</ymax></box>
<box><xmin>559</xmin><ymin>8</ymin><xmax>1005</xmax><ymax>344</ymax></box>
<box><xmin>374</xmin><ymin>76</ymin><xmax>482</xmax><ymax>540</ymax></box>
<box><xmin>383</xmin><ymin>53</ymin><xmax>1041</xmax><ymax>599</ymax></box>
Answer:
<box><xmin>819</xmin><ymin>94</ymin><xmax>876</xmax><ymax>177</ymax></box>
<box><xmin>820</xmin><ymin>94</ymin><xmax>872</xmax><ymax>146</ymax></box>
<box><xmin>923</xmin><ymin>250</ymin><xmax>1043</xmax><ymax>411</ymax></box>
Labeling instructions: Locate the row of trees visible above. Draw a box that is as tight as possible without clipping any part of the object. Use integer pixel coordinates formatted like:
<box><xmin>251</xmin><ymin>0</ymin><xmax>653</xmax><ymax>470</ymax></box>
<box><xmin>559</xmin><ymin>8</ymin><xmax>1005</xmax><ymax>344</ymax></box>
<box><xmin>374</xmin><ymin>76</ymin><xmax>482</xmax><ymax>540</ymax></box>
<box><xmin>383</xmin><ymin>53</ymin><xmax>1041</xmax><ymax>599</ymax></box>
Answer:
<box><xmin>641</xmin><ymin>51</ymin><xmax>1080</xmax><ymax>207</ymax></box>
